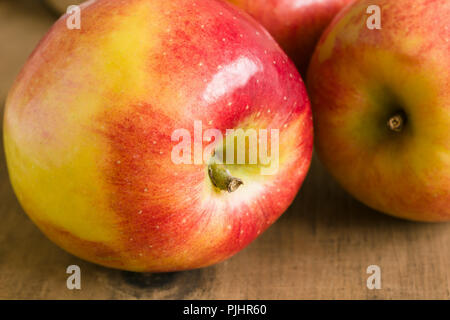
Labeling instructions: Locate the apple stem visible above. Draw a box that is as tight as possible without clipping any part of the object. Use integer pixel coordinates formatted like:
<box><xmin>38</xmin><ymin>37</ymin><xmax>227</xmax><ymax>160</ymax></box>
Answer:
<box><xmin>387</xmin><ymin>113</ymin><xmax>404</xmax><ymax>132</ymax></box>
<box><xmin>208</xmin><ymin>162</ymin><xmax>243</xmax><ymax>193</ymax></box>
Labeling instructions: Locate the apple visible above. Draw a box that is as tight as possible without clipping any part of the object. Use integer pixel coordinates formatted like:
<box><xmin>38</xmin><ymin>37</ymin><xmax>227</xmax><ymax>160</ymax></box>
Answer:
<box><xmin>3</xmin><ymin>0</ymin><xmax>313</xmax><ymax>271</ymax></box>
<box><xmin>307</xmin><ymin>0</ymin><xmax>450</xmax><ymax>222</ymax></box>
<box><xmin>227</xmin><ymin>0</ymin><xmax>355</xmax><ymax>75</ymax></box>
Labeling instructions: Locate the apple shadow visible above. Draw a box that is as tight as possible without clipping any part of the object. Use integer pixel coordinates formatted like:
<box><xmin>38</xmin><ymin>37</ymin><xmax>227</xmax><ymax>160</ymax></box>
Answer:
<box><xmin>276</xmin><ymin>151</ymin><xmax>445</xmax><ymax>248</ymax></box>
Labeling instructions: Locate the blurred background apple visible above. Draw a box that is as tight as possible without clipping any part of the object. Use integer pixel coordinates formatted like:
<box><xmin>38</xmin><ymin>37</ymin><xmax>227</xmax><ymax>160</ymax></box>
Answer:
<box><xmin>228</xmin><ymin>0</ymin><xmax>354</xmax><ymax>76</ymax></box>
<box><xmin>308</xmin><ymin>0</ymin><xmax>450</xmax><ymax>222</ymax></box>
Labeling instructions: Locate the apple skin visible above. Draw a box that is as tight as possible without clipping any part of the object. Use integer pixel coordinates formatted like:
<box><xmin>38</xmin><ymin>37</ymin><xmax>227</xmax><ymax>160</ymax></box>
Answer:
<box><xmin>307</xmin><ymin>0</ymin><xmax>450</xmax><ymax>222</ymax></box>
<box><xmin>227</xmin><ymin>0</ymin><xmax>354</xmax><ymax>75</ymax></box>
<box><xmin>3</xmin><ymin>0</ymin><xmax>313</xmax><ymax>271</ymax></box>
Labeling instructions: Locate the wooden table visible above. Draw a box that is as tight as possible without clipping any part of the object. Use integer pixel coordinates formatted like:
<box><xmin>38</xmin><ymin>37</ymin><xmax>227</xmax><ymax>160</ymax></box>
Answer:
<box><xmin>1</xmin><ymin>0</ymin><xmax>449</xmax><ymax>300</ymax></box>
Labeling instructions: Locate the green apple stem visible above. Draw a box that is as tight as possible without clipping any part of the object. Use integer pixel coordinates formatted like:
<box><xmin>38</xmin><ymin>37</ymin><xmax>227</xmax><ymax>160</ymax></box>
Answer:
<box><xmin>208</xmin><ymin>161</ymin><xmax>243</xmax><ymax>193</ymax></box>
<box><xmin>387</xmin><ymin>113</ymin><xmax>404</xmax><ymax>132</ymax></box>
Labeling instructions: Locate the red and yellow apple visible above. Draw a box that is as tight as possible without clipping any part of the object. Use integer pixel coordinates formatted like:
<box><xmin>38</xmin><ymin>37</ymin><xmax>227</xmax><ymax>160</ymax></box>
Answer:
<box><xmin>227</xmin><ymin>0</ymin><xmax>354</xmax><ymax>75</ymax></box>
<box><xmin>3</xmin><ymin>0</ymin><xmax>313</xmax><ymax>271</ymax></box>
<box><xmin>308</xmin><ymin>0</ymin><xmax>450</xmax><ymax>221</ymax></box>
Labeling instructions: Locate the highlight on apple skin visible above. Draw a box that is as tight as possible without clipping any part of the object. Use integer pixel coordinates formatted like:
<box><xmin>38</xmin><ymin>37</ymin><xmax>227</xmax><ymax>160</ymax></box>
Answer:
<box><xmin>3</xmin><ymin>0</ymin><xmax>313</xmax><ymax>272</ymax></box>
<box><xmin>227</xmin><ymin>0</ymin><xmax>355</xmax><ymax>76</ymax></box>
<box><xmin>307</xmin><ymin>0</ymin><xmax>450</xmax><ymax>222</ymax></box>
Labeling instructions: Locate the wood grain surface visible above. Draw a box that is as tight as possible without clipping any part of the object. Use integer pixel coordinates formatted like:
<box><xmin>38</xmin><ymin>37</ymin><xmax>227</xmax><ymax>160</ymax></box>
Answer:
<box><xmin>0</xmin><ymin>0</ymin><xmax>449</xmax><ymax>300</ymax></box>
